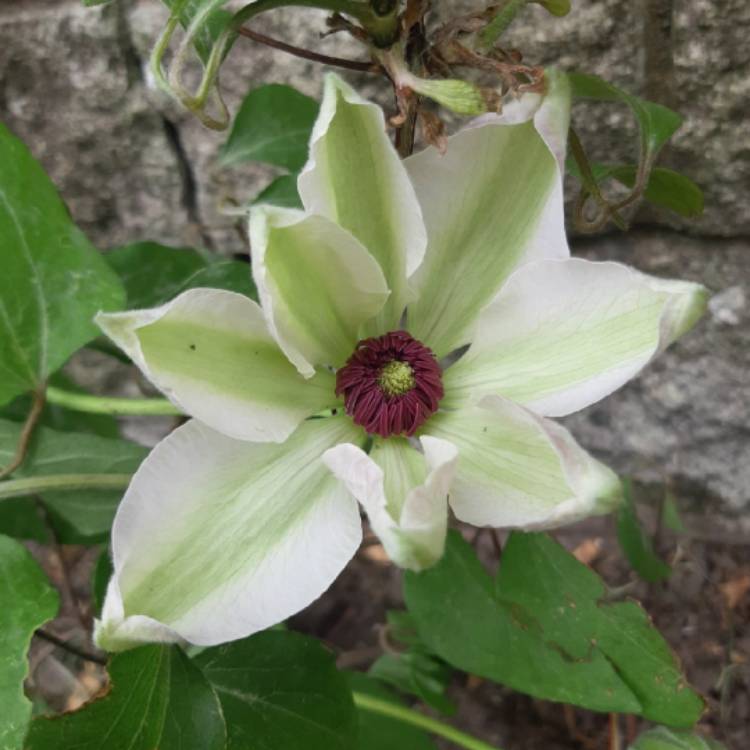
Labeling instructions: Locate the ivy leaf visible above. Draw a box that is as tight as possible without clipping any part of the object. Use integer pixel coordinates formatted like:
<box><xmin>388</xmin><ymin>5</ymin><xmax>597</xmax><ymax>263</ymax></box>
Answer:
<box><xmin>567</xmin><ymin>160</ymin><xmax>704</xmax><ymax>218</ymax></box>
<box><xmin>567</xmin><ymin>73</ymin><xmax>682</xmax><ymax>162</ymax></box>
<box><xmin>404</xmin><ymin>532</ymin><xmax>704</xmax><ymax>726</ymax></box>
<box><xmin>617</xmin><ymin>481</ymin><xmax>671</xmax><ymax>583</ymax></box>
<box><xmin>253</xmin><ymin>174</ymin><xmax>304</xmax><ymax>209</ymax></box>
<box><xmin>347</xmin><ymin>672</ymin><xmax>437</xmax><ymax>750</ymax></box>
<box><xmin>194</xmin><ymin>630</ymin><xmax>358</xmax><ymax>750</ymax></box>
<box><xmin>0</xmin><ymin>419</ymin><xmax>146</xmax><ymax>539</ymax></box>
<box><xmin>219</xmin><ymin>84</ymin><xmax>319</xmax><ymax>170</ymax></box>
<box><xmin>604</xmin><ymin>165</ymin><xmax>704</xmax><ymax>217</ymax></box>
<box><xmin>179</xmin><ymin>260</ymin><xmax>258</xmax><ymax>300</ymax></box>
<box><xmin>26</xmin><ymin>645</ymin><xmax>226</xmax><ymax>749</ymax></box>
<box><xmin>0</xmin><ymin>124</ymin><xmax>125</xmax><ymax>408</ymax></box>
<box><xmin>629</xmin><ymin>726</ymin><xmax>726</xmax><ymax>750</ymax></box>
<box><xmin>107</xmin><ymin>244</ymin><xmax>257</xmax><ymax>307</ymax></box>
<box><xmin>0</xmin><ymin>535</ymin><xmax>58</xmax><ymax>749</ymax></box>
<box><xmin>106</xmin><ymin>242</ymin><xmax>209</xmax><ymax>309</ymax></box>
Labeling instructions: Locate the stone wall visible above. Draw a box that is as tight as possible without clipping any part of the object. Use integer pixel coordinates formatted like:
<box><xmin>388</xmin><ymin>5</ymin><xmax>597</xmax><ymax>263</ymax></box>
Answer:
<box><xmin>0</xmin><ymin>1</ymin><xmax>747</xmax><ymax>519</ymax></box>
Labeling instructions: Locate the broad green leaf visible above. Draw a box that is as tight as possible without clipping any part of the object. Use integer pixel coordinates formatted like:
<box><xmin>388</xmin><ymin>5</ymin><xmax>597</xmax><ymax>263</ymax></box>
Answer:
<box><xmin>0</xmin><ymin>124</ymin><xmax>125</xmax><ymax>407</ymax></box>
<box><xmin>0</xmin><ymin>535</ymin><xmax>58</xmax><ymax>749</ymax></box>
<box><xmin>161</xmin><ymin>0</ymin><xmax>233</xmax><ymax>65</ymax></box>
<box><xmin>568</xmin><ymin>72</ymin><xmax>682</xmax><ymax>160</ymax></box>
<box><xmin>82</xmin><ymin>0</ymin><xmax>114</xmax><ymax>6</ymax></box>
<box><xmin>347</xmin><ymin>672</ymin><xmax>437</xmax><ymax>750</ymax></box>
<box><xmin>219</xmin><ymin>84</ymin><xmax>319</xmax><ymax>170</ymax></box>
<box><xmin>26</xmin><ymin>645</ymin><xmax>226</xmax><ymax>750</ymax></box>
<box><xmin>0</xmin><ymin>498</ymin><xmax>49</xmax><ymax>542</ymax></box>
<box><xmin>629</xmin><ymin>726</ymin><xmax>726</xmax><ymax>750</ymax></box>
<box><xmin>567</xmin><ymin>160</ymin><xmax>704</xmax><ymax>218</ymax></box>
<box><xmin>370</xmin><ymin>652</ymin><xmax>455</xmax><ymax>715</ymax></box>
<box><xmin>195</xmin><ymin>630</ymin><xmax>358</xmax><ymax>750</ymax></box>
<box><xmin>93</xmin><ymin>547</ymin><xmax>113</xmax><ymax>616</ymax></box>
<box><xmin>179</xmin><ymin>260</ymin><xmax>257</xmax><ymax>299</ymax></box>
<box><xmin>617</xmin><ymin>482</ymin><xmax>671</xmax><ymax>583</ymax></box>
<box><xmin>404</xmin><ymin>532</ymin><xmax>703</xmax><ymax>725</ymax></box>
<box><xmin>106</xmin><ymin>242</ymin><xmax>208</xmax><ymax>309</ymax></box>
<box><xmin>0</xmin><ymin>419</ymin><xmax>146</xmax><ymax>539</ymax></box>
<box><xmin>607</xmin><ymin>165</ymin><xmax>704</xmax><ymax>217</ymax></box>
<box><xmin>253</xmin><ymin>174</ymin><xmax>304</xmax><ymax>209</ymax></box>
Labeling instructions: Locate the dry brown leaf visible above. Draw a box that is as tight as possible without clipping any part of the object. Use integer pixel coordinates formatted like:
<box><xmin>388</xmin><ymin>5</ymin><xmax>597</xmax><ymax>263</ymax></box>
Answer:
<box><xmin>572</xmin><ymin>537</ymin><xmax>603</xmax><ymax>566</ymax></box>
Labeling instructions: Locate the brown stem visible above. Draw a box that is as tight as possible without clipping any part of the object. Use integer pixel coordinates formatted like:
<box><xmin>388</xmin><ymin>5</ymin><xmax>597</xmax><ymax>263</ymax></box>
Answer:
<box><xmin>0</xmin><ymin>385</ymin><xmax>46</xmax><ymax>480</ymax></box>
<box><xmin>35</xmin><ymin>628</ymin><xmax>108</xmax><ymax>666</ymax></box>
<box><xmin>237</xmin><ymin>26</ymin><xmax>379</xmax><ymax>73</ymax></box>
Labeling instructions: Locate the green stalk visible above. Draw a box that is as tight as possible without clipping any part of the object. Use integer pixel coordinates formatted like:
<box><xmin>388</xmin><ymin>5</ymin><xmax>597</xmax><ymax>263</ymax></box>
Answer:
<box><xmin>0</xmin><ymin>474</ymin><xmax>132</xmax><ymax>501</ymax></box>
<box><xmin>352</xmin><ymin>692</ymin><xmax>504</xmax><ymax>750</ymax></box>
<box><xmin>46</xmin><ymin>386</ymin><xmax>181</xmax><ymax>416</ymax></box>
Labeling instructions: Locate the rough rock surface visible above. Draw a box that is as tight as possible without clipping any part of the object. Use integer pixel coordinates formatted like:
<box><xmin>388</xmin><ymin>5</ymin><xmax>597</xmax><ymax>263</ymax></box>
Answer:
<box><xmin>1</xmin><ymin>0</ymin><xmax>748</xmax><ymax>515</ymax></box>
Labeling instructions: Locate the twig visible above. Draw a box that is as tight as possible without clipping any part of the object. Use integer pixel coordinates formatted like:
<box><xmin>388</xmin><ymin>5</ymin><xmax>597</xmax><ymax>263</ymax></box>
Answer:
<box><xmin>238</xmin><ymin>26</ymin><xmax>379</xmax><ymax>73</ymax></box>
<box><xmin>35</xmin><ymin>629</ymin><xmax>107</xmax><ymax>666</ymax></box>
<box><xmin>0</xmin><ymin>385</ymin><xmax>46</xmax><ymax>480</ymax></box>
<box><xmin>608</xmin><ymin>713</ymin><xmax>620</xmax><ymax>750</ymax></box>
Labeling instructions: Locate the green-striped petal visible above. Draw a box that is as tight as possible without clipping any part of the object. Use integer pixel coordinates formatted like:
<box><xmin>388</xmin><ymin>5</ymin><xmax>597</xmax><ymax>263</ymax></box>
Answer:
<box><xmin>298</xmin><ymin>74</ymin><xmax>427</xmax><ymax>333</ymax></box>
<box><xmin>97</xmin><ymin>288</ymin><xmax>336</xmax><ymax>442</ymax></box>
<box><xmin>95</xmin><ymin>416</ymin><xmax>364</xmax><ymax>651</ymax></box>
<box><xmin>323</xmin><ymin>436</ymin><xmax>457</xmax><ymax>571</ymax></box>
<box><xmin>249</xmin><ymin>205</ymin><xmax>389</xmax><ymax>376</ymax></box>
<box><xmin>444</xmin><ymin>259</ymin><xmax>708</xmax><ymax>416</ymax></box>
<box><xmin>405</xmin><ymin>70</ymin><xmax>571</xmax><ymax>356</ymax></box>
<box><xmin>424</xmin><ymin>396</ymin><xmax>621</xmax><ymax>529</ymax></box>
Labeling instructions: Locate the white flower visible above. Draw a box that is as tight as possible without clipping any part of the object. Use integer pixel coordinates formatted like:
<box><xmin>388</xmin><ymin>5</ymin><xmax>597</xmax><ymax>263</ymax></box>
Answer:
<box><xmin>94</xmin><ymin>71</ymin><xmax>706</xmax><ymax>651</ymax></box>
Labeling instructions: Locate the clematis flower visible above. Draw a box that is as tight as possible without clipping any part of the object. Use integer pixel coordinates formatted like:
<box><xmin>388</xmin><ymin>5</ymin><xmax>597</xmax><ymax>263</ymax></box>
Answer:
<box><xmin>94</xmin><ymin>71</ymin><xmax>706</xmax><ymax>651</ymax></box>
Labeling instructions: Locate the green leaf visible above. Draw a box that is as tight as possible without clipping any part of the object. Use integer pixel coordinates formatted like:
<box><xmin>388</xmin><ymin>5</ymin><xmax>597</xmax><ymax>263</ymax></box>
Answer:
<box><xmin>0</xmin><ymin>535</ymin><xmax>59</xmax><ymax>749</ymax></box>
<box><xmin>404</xmin><ymin>531</ymin><xmax>704</xmax><ymax>726</ymax></box>
<box><xmin>347</xmin><ymin>672</ymin><xmax>438</xmax><ymax>750</ymax></box>
<box><xmin>82</xmin><ymin>0</ymin><xmax>115</xmax><ymax>6</ymax></box>
<box><xmin>106</xmin><ymin>242</ymin><xmax>208</xmax><ymax>309</ymax></box>
<box><xmin>179</xmin><ymin>260</ymin><xmax>258</xmax><ymax>300</ymax></box>
<box><xmin>617</xmin><ymin>482</ymin><xmax>671</xmax><ymax>583</ymax></box>
<box><xmin>0</xmin><ymin>419</ymin><xmax>146</xmax><ymax>539</ymax></box>
<box><xmin>567</xmin><ymin>160</ymin><xmax>704</xmax><ymax>219</ymax></box>
<box><xmin>219</xmin><ymin>84</ymin><xmax>319</xmax><ymax>170</ymax></box>
<box><xmin>0</xmin><ymin>498</ymin><xmax>49</xmax><ymax>542</ymax></box>
<box><xmin>662</xmin><ymin>492</ymin><xmax>685</xmax><ymax>534</ymax></box>
<box><xmin>607</xmin><ymin>165</ymin><xmax>703</xmax><ymax>217</ymax></box>
<box><xmin>0</xmin><ymin>124</ymin><xmax>125</xmax><ymax>408</ymax></box>
<box><xmin>26</xmin><ymin>645</ymin><xmax>226</xmax><ymax>750</ymax></box>
<box><xmin>567</xmin><ymin>72</ymin><xmax>682</xmax><ymax>160</ymax></box>
<box><xmin>533</xmin><ymin>0</ymin><xmax>571</xmax><ymax>17</ymax></box>
<box><xmin>253</xmin><ymin>174</ymin><xmax>304</xmax><ymax>209</ymax></box>
<box><xmin>370</xmin><ymin>651</ymin><xmax>456</xmax><ymax>715</ymax></box>
<box><xmin>629</xmin><ymin>726</ymin><xmax>726</xmax><ymax>750</ymax></box>
<box><xmin>92</xmin><ymin>547</ymin><xmax>113</xmax><ymax>616</ymax></box>
<box><xmin>161</xmin><ymin>0</ymin><xmax>233</xmax><ymax>65</ymax></box>
<box><xmin>194</xmin><ymin>630</ymin><xmax>358</xmax><ymax>750</ymax></box>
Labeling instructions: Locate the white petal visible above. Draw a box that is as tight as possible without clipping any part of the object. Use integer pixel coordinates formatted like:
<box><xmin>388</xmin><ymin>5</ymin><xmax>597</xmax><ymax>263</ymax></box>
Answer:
<box><xmin>249</xmin><ymin>205</ymin><xmax>389</xmax><ymax>377</ymax></box>
<box><xmin>298</xmin><ymin>74</ymin><xmax>427</xmax><ymax>332</ymax></box>
<box><xmin>96</xmin><ymin>288</ymin><xmax>336</xmax><ymax>442</ymax></box>
<box><xmin>444</xmin><ymin>258</ymin><xmax>708</xmax><ymax>416</ymax></box>
<box><xmin>424</xmin><ymin>396</ymin><xmax>621</xmax><ymax>530</ymax></box>
<box><xmin>323</xmin><ymin>436</ymin><xmax>457</xmax><ymax>571</ymax></box>
<box><xmin>405</xmin><ymin>70</ymin><xmax>571</xmax><ymax>356</ymax></box>
<box><xmin>95</xmin><ymin>416</ymin><xmax>363</xmax><ymax>650</ymax></box>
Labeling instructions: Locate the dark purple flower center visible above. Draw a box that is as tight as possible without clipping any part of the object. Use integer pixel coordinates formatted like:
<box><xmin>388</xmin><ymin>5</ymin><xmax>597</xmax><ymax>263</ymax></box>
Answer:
<box><xmin>336</xmin><ymin>331</ymin><xmax>444</xmax><ymax>438</ymax></box>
